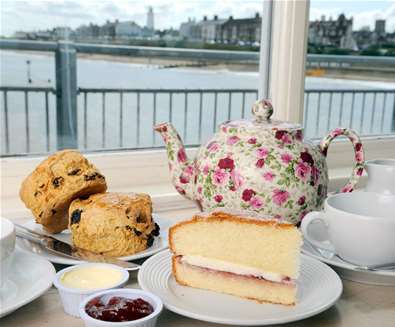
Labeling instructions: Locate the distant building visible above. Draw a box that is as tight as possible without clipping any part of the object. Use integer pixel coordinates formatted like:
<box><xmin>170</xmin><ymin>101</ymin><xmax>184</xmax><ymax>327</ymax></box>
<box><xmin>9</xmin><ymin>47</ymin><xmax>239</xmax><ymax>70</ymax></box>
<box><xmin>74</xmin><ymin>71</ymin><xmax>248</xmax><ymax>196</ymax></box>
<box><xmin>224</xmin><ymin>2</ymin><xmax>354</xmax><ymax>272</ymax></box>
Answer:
<box><xmin>353</xmin><ymin>28</ymin><xmax>372</xmax><ymax>50</ymax></box>
<box><xmin>179</xmin><ymin>17</ymin><xmax>202</xmax><ymax>41</ymax></box>
<box><xmin>221</xmin><ymin>13</ymin><xmax>261</xmax><ymax>44</ymax></box>
<box><xmin>13</xmin><ymin>31</ymin><xmax>29</xmax><ymax>39</ymax></box>
<box><xmin>75</xmin><ymin>23</ymin><xmax>100</xmax><ymax>39</ymax></box>
<box><xmin>199</xmin><ymin>15</ymin><xmax>226</xmax><ymax>42</ymax></box>
<box><xmin>115</xmin><ymin>21</ymin><xmax>142</xmax><ymax>38</ymax></box>
<box><xmin>180</xmin><ymin>18</ymin><xmax>197</xmax><ymax>39</ymax></box>
<box><xmin>100</xmin><ymin>20</ymin><xmax>116</xmax><ymax>39</ymax></box>
<box><xmin>160</xmin><ymin>28</ymin><xmax>182</xmax><ymax>41</ymax></box>
<box><xmin>35</xmin><ymin>30</ymin><xmax>53</xmax><ymax>40</ymax></box>
<box><xmin>309</xmin><ymin>14</ymin><xmax>356</xmax><ymax>50</ymax></box>
<box><xmin>146</xmin><ymin>7</ymin><xmax>154</xmax><ymax>30</ymax></box>
<box><xmin>53</xmin><ymin>27</ymin><xmax>73</xmax><ymax>39</ymax></box>
<box><xmin>353</xmin><ymin>19</ymin><xmax>389</xmax><ymax>50</ymax></box>
<box><xmin>375</xmin><ymin>19</ymin><xmax>386</xmax><ymax>35</ymax></box>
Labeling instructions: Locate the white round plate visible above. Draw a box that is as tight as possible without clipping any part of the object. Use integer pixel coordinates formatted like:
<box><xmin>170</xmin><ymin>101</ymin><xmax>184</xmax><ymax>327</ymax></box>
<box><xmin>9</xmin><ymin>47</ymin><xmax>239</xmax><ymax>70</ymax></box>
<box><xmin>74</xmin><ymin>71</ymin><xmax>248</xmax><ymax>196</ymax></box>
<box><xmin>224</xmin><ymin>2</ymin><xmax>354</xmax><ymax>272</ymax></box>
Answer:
<box><xmin>302</xmin><ymin>241</ymin><xmax>395</xmax><ymax>286</ymax></box>
<box><xmin>0</xmin><ymin>248</ymin><xmax>55</xmax><ymax>318</ymax></box>
<box><xmin>138</xmin><ymin>250</ymin><xmax>342</xmax><ymax>326</ymax></box>
<box><xmin>17</xmin><ymin>214</ymin><xmax>172</xmax><ymax>265</ymax></box>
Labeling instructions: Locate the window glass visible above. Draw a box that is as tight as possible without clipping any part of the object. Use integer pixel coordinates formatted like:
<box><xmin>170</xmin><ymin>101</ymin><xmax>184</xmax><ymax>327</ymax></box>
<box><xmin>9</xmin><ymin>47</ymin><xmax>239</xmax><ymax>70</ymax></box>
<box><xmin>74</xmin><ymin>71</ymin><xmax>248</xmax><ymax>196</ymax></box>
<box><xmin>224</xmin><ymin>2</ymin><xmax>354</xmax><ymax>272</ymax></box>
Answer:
<box><xmin>305</xmin><ymin>0</ymin><xmax>395</xmax><ymax>140</ymax></box>
<box><xmin>0</xmin><ymin>1</ymin><xmax>269</xmax><ymax>156</ymax></box>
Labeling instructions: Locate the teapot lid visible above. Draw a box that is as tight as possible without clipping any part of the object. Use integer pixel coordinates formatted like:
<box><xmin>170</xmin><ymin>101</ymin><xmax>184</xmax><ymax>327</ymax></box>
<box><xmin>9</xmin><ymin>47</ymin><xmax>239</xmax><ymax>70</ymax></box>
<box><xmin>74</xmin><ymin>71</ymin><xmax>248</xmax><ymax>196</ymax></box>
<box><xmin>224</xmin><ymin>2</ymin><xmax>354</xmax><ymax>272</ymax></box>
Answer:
<box><xmin>219</xmin><ymin>99</ymin><xmax>302</xmax><ymax>132</ymax></box>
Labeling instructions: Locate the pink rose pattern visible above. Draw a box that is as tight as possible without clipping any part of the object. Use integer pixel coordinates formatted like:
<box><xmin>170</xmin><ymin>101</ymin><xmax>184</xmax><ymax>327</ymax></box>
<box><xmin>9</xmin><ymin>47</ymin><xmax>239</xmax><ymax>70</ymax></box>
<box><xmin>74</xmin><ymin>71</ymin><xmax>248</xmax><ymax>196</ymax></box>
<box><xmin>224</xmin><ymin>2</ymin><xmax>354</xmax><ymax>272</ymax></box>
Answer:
<box><xmin>295</xmin><ymin>162</ymin><xmax>311</xmax><ymax>182</ymax></box>
<box><xmin>272</xmin><ymin>189</ymin><xmax>290</xmax><ymax>206</ymax></box>
<box><xmin>213</xmin><ymin>168</ymin><xmax>229</xmax><ymax>186</ymax></box>
<box><xmin>263</xmin><ymin>171</ymin><xmax>275</xmax><ymax>182</ymax></box>
<box><xmin>227</xmin><ymin>136</ymin><xmax>240</xmax><ymax>145</ymax></box>
<box><xmin>256</xmin><ymin>147</ymin><xmax>269</xmax><ymax>159</ymax></box>
<box><xmin>156</xmin><ymin>121</ymin><xmax>364</xmax><ymax>225</ymax></box>
<box><xmin>280</xmin><ymin>153</ymin><xmax>293</xmax><ymax>165</ymax></box>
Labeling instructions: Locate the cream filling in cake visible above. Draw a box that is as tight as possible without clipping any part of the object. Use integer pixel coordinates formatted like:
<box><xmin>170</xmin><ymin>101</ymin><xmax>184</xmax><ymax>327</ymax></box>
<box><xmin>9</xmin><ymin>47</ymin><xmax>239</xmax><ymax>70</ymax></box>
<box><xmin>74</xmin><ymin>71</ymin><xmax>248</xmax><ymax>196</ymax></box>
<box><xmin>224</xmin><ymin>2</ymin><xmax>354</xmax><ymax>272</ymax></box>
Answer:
<box><xmin>180</xmin><ymin>255</ymin><xmax>294</xmax><ymax>284</ymax></box>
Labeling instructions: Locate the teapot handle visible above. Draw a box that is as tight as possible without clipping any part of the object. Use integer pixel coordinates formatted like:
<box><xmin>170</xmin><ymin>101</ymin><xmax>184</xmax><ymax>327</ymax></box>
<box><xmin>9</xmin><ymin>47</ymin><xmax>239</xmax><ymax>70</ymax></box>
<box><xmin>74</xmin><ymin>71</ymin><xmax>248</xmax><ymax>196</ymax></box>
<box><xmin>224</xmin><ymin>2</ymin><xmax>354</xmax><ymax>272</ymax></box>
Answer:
<box><xmin>319</xmin><ymin>128</ymin><xmax>364</xmax><ymax>193</ymax></box>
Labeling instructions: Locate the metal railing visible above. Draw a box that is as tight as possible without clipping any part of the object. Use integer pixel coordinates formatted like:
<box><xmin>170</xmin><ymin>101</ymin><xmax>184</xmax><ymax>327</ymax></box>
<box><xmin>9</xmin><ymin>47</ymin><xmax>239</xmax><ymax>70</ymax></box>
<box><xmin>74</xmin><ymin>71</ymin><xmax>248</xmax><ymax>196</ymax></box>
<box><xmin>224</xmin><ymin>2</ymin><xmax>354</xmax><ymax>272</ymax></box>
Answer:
<box><xmin>1</xmin><ymin>86</ymin><xmax>56</xmax><ymax>155</ymax></box>
<box><xmin>1</xmin><ymin>86</ymin><xmax>394</xmax><ymax>156</ymax></box>
<box><xmin>304</xmin><ymin>89</ymin><xmax>395</xmax><ymax>139</ymax></box>
<box><xmin>77</xmin><ymin>88</ymin><xmax>258</xmax><ymax>151</ymax></box>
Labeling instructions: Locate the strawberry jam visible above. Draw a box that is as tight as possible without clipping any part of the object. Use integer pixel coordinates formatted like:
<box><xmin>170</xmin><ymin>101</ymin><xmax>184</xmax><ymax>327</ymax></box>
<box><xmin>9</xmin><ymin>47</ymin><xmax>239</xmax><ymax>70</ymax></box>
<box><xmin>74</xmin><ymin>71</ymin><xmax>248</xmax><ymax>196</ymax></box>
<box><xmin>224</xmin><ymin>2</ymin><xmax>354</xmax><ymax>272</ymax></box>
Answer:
<box><xmin>85</xmin><ymin>296</ymin><xmax>154</xmax><ymax>322</ymax></box>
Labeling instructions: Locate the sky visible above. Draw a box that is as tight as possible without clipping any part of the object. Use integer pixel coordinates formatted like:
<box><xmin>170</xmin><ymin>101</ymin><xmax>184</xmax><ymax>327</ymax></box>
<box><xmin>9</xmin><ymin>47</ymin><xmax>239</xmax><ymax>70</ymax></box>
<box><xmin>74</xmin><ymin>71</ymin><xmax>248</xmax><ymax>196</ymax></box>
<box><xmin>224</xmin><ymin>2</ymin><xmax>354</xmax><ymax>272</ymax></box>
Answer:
<box><xmin>1</xmin><ymin>0</ymin><xmax>395</xmax><ymax>36</ymax></box>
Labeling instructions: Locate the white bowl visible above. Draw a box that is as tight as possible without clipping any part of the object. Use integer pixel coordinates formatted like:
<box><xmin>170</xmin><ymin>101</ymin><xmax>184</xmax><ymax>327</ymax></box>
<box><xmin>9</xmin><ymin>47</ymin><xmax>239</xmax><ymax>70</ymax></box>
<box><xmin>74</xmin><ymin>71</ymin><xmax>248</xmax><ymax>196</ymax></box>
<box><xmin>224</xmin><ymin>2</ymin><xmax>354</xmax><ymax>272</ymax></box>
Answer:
<box><xmin>0</xmin><ymin>218</ymin><xmax>16</xmax><ymax>287</ymax></box>
<box><xmin>79</xmin><ymin>288</ymin><xmax>163</xmax><ymax>327</ymax></box>
<box><xmin>53</xmin><ymin>263</ymin><xmax>130</xmax><ymax>317</ymax></box>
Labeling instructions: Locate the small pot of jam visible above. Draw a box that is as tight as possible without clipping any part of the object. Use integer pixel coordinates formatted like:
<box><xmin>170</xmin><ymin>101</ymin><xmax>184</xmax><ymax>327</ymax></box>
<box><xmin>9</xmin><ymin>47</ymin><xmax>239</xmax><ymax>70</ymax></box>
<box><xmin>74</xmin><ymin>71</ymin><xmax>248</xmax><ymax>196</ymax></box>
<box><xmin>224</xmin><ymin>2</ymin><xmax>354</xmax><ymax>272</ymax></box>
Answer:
<box><xmin>79</xmin><ymin>289</ymin><xmax>163</xmax><ymax>327</ymax></box>
<box><xmin>86</xmin><ymin>296</ymin><xmax>154</xmax><ymax>322</ymax></box>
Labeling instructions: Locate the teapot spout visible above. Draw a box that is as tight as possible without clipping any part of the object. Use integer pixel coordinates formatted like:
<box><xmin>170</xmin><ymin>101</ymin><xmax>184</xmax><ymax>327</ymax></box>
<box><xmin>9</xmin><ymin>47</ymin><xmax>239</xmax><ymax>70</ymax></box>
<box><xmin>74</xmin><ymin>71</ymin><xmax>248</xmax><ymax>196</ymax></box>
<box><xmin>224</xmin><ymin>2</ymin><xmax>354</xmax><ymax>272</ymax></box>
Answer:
<box><xmin>154</xmin><ymin>122</ymin><xmax>196</xmax><ymax>201</ymax></box>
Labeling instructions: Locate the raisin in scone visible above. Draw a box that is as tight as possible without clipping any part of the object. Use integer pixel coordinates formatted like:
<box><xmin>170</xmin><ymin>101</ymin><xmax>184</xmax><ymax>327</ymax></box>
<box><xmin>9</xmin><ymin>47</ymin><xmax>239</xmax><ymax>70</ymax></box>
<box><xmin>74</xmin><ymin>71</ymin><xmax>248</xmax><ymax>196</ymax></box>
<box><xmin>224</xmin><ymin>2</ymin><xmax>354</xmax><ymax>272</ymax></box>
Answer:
<box><xmin>19</xmin><ymin>150</ymin><xmax>107</xmax><ymax>234</ymax></box>
<box><xmin>69</xmin><ymin>192</ymin><xmax>160</xmax><ymax>257</ymax></box>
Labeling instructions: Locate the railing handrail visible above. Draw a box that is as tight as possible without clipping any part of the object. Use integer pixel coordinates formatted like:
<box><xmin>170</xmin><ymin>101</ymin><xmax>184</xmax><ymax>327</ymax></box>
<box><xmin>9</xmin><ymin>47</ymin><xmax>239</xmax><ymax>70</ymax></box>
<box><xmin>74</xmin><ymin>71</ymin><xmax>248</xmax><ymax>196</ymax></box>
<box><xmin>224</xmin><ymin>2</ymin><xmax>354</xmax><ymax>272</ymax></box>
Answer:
<box><xmin>305</xmin><ymin>88</ymin><xmax>395</xmax><ymax>93</ymax></box>
<box><xmin>77</xmin><ymin>88</ymin><xmax>258</xmax><ymax>93</ymax></box>
<box><xmin>1</xmin><ymin>86</ymin><xmax>393</xmax><ymax>93</ymax></box>
<box><xmin>0</xmin><ymin>86</ymin><xmax>56</xmax><ymax>92</ymax></box>
<box><xmin>1</xmin><ymin>39</ymin><xmax>395</xmax><ymax>67</ymax></box>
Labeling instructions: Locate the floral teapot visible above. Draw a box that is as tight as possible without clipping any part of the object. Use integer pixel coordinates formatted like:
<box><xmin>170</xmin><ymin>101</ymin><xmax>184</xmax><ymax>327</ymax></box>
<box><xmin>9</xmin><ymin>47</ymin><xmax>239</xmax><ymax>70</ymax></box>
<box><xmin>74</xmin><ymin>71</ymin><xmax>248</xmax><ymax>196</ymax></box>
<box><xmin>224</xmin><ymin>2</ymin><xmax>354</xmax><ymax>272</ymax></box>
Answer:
<box><xmin>154</xmin><ymin>99</ymin><xmax>365</xmax><ymax>224</ymax></box>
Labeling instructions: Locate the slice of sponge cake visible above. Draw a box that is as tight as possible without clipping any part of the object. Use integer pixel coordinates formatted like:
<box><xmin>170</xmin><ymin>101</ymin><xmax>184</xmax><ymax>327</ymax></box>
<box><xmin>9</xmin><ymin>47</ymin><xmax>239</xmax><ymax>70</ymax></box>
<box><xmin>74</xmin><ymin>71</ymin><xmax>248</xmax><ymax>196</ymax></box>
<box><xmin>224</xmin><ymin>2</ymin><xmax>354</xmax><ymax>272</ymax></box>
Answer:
<box><xmin>169</xmin><ymin>211</ymin><xmax>302</xmax><ymax>305</ymax></box>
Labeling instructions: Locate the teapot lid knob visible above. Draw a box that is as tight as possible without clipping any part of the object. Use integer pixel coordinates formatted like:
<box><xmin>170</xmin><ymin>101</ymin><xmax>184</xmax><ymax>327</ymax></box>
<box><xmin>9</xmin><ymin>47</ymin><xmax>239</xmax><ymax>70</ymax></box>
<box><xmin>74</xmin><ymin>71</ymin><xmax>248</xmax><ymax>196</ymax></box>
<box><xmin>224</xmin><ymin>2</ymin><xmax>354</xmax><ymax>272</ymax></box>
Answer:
<box><xmin>252</xmin><ymin>99</ymin><xmax>273</xmax><ymax>123</ymax></box>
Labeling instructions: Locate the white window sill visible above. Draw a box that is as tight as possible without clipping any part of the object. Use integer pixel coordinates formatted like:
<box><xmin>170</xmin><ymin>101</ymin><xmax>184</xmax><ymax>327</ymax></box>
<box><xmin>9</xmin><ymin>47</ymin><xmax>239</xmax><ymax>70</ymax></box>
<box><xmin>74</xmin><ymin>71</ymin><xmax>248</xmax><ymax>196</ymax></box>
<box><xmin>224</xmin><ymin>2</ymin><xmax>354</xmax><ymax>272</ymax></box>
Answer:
<box><xmin>0</xmin><ymin>169</ymin><xmax>367</xmax><ymax>219</ymax></box>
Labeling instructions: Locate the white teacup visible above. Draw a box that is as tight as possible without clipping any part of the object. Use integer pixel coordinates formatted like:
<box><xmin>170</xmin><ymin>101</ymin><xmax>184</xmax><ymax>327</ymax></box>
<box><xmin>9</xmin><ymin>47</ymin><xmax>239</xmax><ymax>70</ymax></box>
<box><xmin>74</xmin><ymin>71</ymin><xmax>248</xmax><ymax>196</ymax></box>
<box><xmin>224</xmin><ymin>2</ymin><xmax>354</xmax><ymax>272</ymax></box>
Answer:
<box><xmin>0</xmin><ymin>218</ymin><xmax>16</xmax><ymax>287</ymax></box>
<box><xmin>301</xmin><ymin>192</ymin><xmax>395</xmax><ymax>266</ymax></box>
<box><xmin>365</xmin><ymin>159</ymin><xmax>395</xmax><ymax>195</ymax></box>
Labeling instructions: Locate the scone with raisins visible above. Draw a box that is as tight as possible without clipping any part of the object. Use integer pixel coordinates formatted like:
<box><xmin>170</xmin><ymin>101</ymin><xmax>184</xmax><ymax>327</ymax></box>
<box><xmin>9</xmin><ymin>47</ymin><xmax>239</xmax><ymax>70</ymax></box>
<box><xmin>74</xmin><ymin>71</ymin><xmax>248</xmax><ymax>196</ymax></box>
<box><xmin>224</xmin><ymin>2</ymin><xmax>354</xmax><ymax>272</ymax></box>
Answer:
<box><xmin>19</xmin><ymin>150</ymin><xmax>107</xmax><ymax>234</ymax></box>
<box><xmin>69</xmin><ymin>192</ymin><xmax>160</xmax><ymax>257</ymax></box>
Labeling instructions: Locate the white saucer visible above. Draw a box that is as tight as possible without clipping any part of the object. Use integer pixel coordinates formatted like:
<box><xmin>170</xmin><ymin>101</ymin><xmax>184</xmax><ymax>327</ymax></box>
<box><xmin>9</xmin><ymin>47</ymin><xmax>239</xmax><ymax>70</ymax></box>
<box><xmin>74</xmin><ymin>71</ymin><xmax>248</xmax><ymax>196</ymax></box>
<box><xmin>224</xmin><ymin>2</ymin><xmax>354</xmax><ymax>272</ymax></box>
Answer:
<box><xmin>301</xmin><ymin>220</ymin><xmax>395</xmax><ymax>286</ymax></box>
<box><xmin>16</xmin><ymin>214</ymin><xmax>172</xmax><ymax>265</ymax></box>
<box><xmin>302</xmin><ymin>241</ymin><xmax>395</xmax><ymax>286</ymax></box>
<box><xmin>138</xmin><ymin>250</ymin><xmax>342</xmax><ymax>326</ymax></box>
<box><xmin>0</xmin><ymin>248</ymin><xmax>55</xmax><ymax>318</ymax></box>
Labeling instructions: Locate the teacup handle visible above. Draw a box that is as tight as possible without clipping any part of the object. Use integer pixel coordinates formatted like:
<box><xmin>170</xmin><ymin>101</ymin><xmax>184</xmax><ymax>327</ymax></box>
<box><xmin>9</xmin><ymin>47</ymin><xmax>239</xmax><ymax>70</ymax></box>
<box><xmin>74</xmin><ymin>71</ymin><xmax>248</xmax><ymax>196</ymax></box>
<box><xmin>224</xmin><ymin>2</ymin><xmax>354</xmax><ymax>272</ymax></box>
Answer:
<box><xmin>319</xmin><ymin>128</ymin><xmax>364</xmax><ymax>193</ymax></box>
<box><xmin>300</xmin><ymin>211</ymin><xmax>335</xmax><ymax>253</ymax></box>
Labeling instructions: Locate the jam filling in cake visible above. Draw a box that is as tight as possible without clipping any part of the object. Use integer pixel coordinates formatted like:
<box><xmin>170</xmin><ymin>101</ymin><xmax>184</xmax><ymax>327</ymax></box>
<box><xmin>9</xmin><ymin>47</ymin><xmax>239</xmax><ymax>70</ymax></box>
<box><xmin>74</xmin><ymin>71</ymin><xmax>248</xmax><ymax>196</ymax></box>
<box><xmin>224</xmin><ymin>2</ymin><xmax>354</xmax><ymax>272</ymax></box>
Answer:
<box><xmin>176</xmin><ymin>255</ymin><xmax>295</xmax><ymax>285</ymax></box>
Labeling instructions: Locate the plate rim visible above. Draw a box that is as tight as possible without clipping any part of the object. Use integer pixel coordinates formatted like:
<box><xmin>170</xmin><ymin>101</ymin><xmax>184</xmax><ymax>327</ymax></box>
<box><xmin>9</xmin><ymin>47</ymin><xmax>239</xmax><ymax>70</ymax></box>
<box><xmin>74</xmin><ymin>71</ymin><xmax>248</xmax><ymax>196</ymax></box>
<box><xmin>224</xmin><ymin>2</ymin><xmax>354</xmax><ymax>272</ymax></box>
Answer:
<box><xmin>18</xmin><ymin>214</ymin><xmax>171</xmax><ymax>265</ymax></box>
<box><xmin>138</xmin><ymin>249</ymin><xmax>343</xmax><ymax>326</ymax></box>
<box><xmin>0</xmin><ymin>248</ymin><xmax>56</xmax><ymax>317</ymax></box>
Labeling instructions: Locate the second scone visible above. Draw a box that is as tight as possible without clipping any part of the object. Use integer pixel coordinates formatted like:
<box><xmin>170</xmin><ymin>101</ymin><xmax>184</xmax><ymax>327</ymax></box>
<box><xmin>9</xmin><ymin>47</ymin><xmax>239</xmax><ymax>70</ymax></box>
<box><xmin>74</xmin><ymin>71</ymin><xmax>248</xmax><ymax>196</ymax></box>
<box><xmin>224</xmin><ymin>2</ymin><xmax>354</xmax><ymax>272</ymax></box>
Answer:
<box><xmin>69</xmin><ymin>192</ymin><xmax>160</xmax><ymax>257</ymax></box>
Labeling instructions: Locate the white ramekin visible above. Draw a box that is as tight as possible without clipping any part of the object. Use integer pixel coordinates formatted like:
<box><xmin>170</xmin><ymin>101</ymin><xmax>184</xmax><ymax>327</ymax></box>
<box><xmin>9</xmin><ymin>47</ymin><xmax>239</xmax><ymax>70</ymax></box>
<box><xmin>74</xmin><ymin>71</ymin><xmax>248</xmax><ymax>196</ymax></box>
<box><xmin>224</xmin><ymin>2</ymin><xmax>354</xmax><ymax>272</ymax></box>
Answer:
<box><xmin>79</xmin><ymin>288</ymin><xmax>163</xmax><ymax>327</ymax></box>
<box><xmin>53</xmin><ymin>263</ymin><xmax>130</xmax><ymax>317</ymax></box>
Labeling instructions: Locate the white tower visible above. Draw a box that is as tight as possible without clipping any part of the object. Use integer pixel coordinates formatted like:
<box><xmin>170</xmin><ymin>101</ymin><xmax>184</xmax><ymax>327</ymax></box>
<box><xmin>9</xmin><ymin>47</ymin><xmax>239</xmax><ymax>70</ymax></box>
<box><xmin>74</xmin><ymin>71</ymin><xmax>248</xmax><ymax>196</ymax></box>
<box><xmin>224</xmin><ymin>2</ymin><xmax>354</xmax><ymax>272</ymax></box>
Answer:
<box><xmin>147</xmin><ymin>7</ymin><xmax>154</xmax><ymax>30</ymax></box>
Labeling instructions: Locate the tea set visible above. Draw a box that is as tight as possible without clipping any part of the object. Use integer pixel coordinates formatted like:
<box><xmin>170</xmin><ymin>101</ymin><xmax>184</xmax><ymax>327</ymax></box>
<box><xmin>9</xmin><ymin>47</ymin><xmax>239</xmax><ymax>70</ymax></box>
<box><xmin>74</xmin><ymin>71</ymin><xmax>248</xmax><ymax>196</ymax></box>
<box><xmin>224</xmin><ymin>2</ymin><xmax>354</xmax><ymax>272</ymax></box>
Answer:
<box><xmin>155</xmin><ymin>99</ymin><xmax>395</xmax><ymax>272</ymax></box>
<box><xmin>1</xmin><ymin>99</ymin><xmax>394</xmax><ymax>324</ymax></box>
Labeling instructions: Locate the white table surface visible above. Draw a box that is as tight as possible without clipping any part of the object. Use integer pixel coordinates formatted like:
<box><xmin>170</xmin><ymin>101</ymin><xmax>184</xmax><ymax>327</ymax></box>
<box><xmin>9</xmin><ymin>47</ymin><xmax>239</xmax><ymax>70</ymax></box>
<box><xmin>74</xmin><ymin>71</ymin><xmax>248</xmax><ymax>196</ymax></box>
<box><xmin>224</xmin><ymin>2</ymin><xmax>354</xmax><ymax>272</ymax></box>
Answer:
<box><xmin>2</xmin><ymin>209</ymin><xmax>395</xmax><ymax>327</ymax></box>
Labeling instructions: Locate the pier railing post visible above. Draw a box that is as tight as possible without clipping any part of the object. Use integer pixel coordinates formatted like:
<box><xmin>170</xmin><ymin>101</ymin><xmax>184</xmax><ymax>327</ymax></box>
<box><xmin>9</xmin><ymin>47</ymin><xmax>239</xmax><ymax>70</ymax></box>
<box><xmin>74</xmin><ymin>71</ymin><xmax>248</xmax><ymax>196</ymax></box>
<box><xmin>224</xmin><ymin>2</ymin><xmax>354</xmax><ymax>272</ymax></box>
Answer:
<box><xmin>55</xmin><ymin>40</ymin><xmax>78</xmax><ymax>150</ymax></box>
